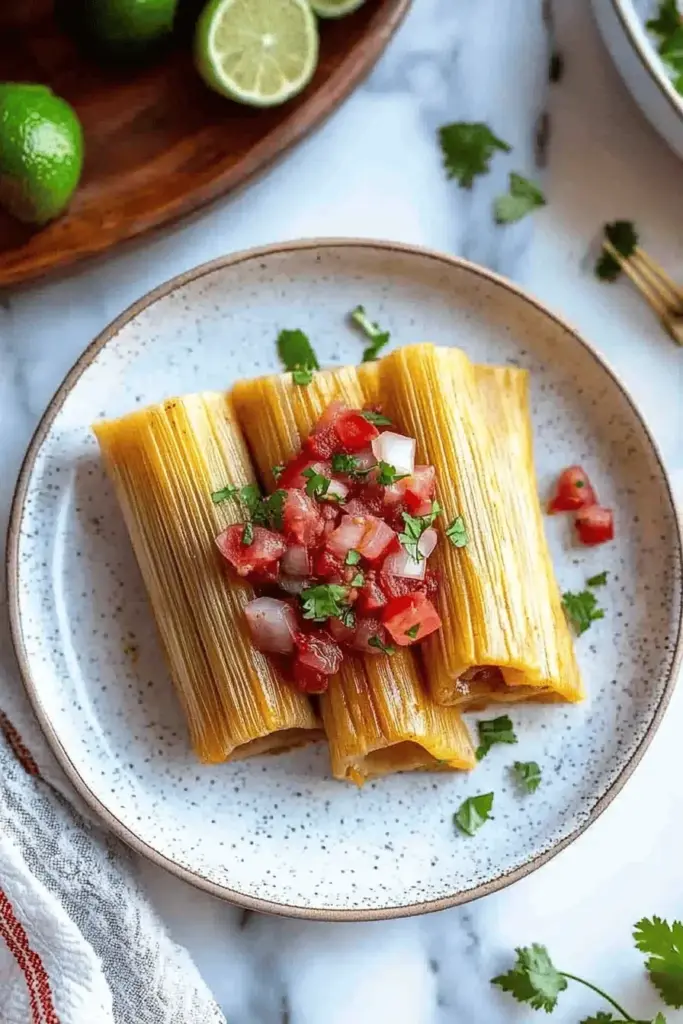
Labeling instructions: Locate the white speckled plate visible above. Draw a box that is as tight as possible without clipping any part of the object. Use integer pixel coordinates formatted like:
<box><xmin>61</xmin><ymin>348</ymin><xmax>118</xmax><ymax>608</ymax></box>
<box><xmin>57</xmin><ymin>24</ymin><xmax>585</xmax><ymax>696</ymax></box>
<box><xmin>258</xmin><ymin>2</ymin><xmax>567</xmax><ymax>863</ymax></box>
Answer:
<box><xmin>8</xmin><ymin>240</ymin><xmax>683</xmax><ymax>920</ymax></box>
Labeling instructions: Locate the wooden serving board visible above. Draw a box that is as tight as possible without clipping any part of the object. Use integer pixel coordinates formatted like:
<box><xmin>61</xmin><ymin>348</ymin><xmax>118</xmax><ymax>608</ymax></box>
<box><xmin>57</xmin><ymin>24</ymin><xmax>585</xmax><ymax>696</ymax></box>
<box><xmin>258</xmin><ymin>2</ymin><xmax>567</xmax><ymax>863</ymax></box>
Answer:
<box><xmin>0</xmin><ymin>0</ymin><xmax>410</xmax><ymax>288</ymax></box>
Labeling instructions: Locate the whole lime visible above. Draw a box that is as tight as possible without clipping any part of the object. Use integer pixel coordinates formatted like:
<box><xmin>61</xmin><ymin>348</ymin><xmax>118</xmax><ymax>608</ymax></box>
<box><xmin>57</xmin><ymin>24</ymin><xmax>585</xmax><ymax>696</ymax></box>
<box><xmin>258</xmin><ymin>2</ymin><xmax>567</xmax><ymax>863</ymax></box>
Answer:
<box><xmin>0</xmin><ymin>84</ymin><xmax>84</xmax><ymax>225</ymax></box>
<box><xmin>59</xmin><ymin>0</ymin><xmax>179</xmax><ymax>61</ymax></box>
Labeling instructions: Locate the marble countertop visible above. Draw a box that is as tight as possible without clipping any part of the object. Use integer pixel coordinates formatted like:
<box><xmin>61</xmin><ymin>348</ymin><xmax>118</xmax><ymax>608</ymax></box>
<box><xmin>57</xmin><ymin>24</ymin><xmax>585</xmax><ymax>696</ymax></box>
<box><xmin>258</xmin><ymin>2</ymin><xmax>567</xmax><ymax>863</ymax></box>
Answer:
<box><xmin>2</xmin><ymin>0</ymin><xmax>683</xmax><ymax>1020</ymax></box>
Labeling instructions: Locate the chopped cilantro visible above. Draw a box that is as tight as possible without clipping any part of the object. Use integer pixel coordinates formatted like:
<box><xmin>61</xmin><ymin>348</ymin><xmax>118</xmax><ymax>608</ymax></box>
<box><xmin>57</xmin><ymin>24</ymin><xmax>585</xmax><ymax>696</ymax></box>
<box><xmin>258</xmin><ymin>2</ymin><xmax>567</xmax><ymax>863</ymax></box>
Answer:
<box><xmin>492</xmin><ymin>944</ymin><xmax>567</xmax><ymax>1011</ymax></box>
<box><xmin>211</xmin><ymin>484</ymin><xmax>238</xmax><ymax>504</ymax></box>
<box><xmin>345</xmin><ymin>549</ymin><xmax>361</xmax><ymax>566</ymax></box>
<box><xmin>292</xmin><ymin>367</ymin><xmax>314</xmax><ymax>386</ymax></box>
<box><xmin>438</xmin><ymin>122</ymin><xmax>511</xmax><ymax>188</ymax></box>
<box><xmin>368</xmin><ymin>635</ymin><xmax>396</xmax><ymax>655</ymax></box>
<box><xmin>350</xmin><ymin>305</ymin><xmax>391</xmax><ymax>362</ymax></box>
<box><xmin>277</xmin><ymin>328</ymin><xmax>319</xmax><ymax>384</ymax></box>
<box><xmin>595</xmin><ymin>221</ymin><xmax>639</xmax><ymax>282</ymax></box>
<box><xmin>241</xmin><ymin>521</ymin><xmax>254</xmax><ymax>546</ymax></box>
<box><xmin>302</xmin><ymin>467</ymin><xmax>331</xmax><ymax>501</ymax></box>
<box><xmin>446</xmin><ymin>515</ymin><xmax>469</xmax><ymax>548</ymax></box>
<box><xmin>398</xmin><ymin>501</ymin><xmax>442</xmax><ymax>561</ymax></box>
<box><xmin>647</xmin><ymin>0</ymin><xmax>681</xmax><ymax>41</ymax></box>
<box><xmin>272</xmin><ymin>464</ymin><xmax>285</xmax><ymax>481</ymax></box>
<box><xmin>361</xmin><ymin>410</ymin><xmax>392</xmax><ymax>426</ymax></box>
<box><xmin>332</xmin><ymin>453</ymin><xmax>359</xmax><ymax>474</ymax></box>
<box><xmin>562</xmin><ymin>589</ymin><xmax>605</xmax><ymax>635</ymax></box>
<box><xmin>405</xmin><ymin>623</ymin><xmax>420</xmax><ymax>639</ymax></box>
<box><xmin>339</xmin><ymin>606</ymin><xmax>356</xmax><ymax>629</ymax></box>
<box><xmin>300</xmin><ymin>584</ymin><xmax>351</xmax><ymax>622</ymax></box>
<box><xmin>475</xmin><ymin>715</ymin><xmax>517</xmax><ymax>760</ymax></box>
<box><xmin>454</xmin><ymin>793</ymin><xmax>494</xmax><ymax>836</ymax></box>
<box><xmin>376</xmin><ymin>461</ymin><xmax>410</xmax><ymax>487</ymax></box>
<box><xmin>494</xmin><ymin>173</ymin><xmax>546</xmax><ymax>225</ymax></box>
<box><xmin>350</xmin><ymin>571</ymin><xmax>365</xmax><ymax>588</ymax></box>
<box><xmin>586</xmin><ymin>570</ymin><xmax>608</xmax><ymax>588</ymax></box>
<box><xmin>511</xmin><ymin>760</ymin><xmax>542</xmax><ymax>794</ymax></box>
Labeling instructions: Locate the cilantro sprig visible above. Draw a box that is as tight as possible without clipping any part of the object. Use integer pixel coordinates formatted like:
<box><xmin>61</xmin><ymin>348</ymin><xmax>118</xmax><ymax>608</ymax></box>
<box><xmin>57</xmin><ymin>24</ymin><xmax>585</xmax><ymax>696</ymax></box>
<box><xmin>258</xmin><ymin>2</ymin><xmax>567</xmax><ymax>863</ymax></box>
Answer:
<box><xmin>376</xmin><ymin>461</ymin><xmax>409</xmax><ymax>487</ymax></box>
<box><xmin>511</xmin><ymin>760</ymin><xmax>542</xmax><ymax>794</ymax></box>
<box><xmin>361</xmin><ymin>410</ymin><xmax>392</xmax><ymax>426</ymax></box>
<box><xmin>302</xmin><ymin>467</ymin><xmax>331</xmax><ymax>501</ymax></box>
<box><xmin>210</xmin><ymin>483</ymin><xmax>286</xmax><ymax>530</ymax></box>
<box><xmin>454</xmin><ymin>793</ymin><xmax>494</xmax><ymax>836</ymax></box>
<box><xmin>475</xmin><ymin>715</ymin><xmax>517</xmax><ymax>761</ymax></box>
<box><xmin>300</xmin><ymin>584</ymin><xmax>351</xmax><ymax>623</ymax></box>
<box><xmin>398</xmin><ymin>501</ymin><xmax>442</xmax><ymax>561</ymax></box>
<box><xmin>277</xmin><ymin>328</ymin><xmax>319</xmax><ymax>386</ymax></box>
<box><xmin>438</xmin><ymin>122</ymin><xmax>511</xmax><ymax>188</ymax></box>
<box><xmin>493</xmin><ymin>917</ymin><xmax>683</xmax><ymax>1019</ymax></box>
<box><xmin>562</xmin><ymin>588</ymin><xmax>605</xmax><ymax>636</ymax></box>
<box><xmin>350</xmin><ymin>305</ymin><xmax>391</xmax><ymax>362</ymax></box>
<box><xmin>647</xmin><ymin>0</ymin><xmax>683</xmax><ymax>93</ymax></box>
<box><xmin>494</xmin><ymin>173</ymin><xmax>546</xmax><ymax>225</ymax></box>
<box><xmin>446</xmin><ymin>515</ymin><xmax>468</xmax><ymax>548</ymax></box>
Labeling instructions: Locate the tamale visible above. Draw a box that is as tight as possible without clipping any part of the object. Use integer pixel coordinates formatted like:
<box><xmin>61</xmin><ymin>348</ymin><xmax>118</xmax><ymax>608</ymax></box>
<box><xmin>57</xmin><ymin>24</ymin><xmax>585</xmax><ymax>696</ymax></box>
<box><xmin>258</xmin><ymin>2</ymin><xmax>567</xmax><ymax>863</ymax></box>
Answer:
<box><xmin>378</xmin><ymin>344</ymin><xmax>584</xmax><ymax>709</ymax></box>
<box><xmin>231</xmin><ymin>366</ymin><xmax>476</xmax><ymax>784</ymax></box>
<box><xmin>93</xmin><ymin>392</ymin><xmax>321</xmax><ymax>763</ymax></box>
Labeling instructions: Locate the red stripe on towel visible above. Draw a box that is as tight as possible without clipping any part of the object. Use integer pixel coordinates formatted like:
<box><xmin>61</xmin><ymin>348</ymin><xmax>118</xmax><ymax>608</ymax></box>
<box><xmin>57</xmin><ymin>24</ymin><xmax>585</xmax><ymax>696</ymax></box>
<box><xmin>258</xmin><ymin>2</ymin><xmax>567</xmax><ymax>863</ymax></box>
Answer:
<box><xmin>0</xmin><ymin>711</ymin><xmax>40</xmax><ymax>776</ymax></box>
<box><xmin>0</xmin><ymin>888</ymin><xmax>60</xmax><ymax>1024</ymax></box>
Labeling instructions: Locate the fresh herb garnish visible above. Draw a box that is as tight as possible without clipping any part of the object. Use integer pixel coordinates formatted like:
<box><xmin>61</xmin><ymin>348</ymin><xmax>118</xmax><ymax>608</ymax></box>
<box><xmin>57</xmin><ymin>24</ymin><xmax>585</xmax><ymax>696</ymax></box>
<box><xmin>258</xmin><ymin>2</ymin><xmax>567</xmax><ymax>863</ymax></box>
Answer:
<box><xmin>438</xmin><ymin>122</ymin><xmax>511</xmax><ymax>188</ymax></box>
<box><xmin>339</xmin><ymin>606</ymin><xmax>356</xmax><ymax>629</ymax></box>
<box><xmin>368</xmin><ymin>635</ymin><xmax>396</xmax><ymax>655</ymax></box>
<box><xmin>595</xmin><ymin>221</ymin><xmax>639</xmax><ymax>282</ymax></box>
<box><xmin>272</xmin><ymin>464</ymin><xmax>285</xmax><ymax>481</ymax></box>
<box><xmin>454</xmin><ymin>793</ymin><xmax>494</xmax><ymax>836</ymax></box>
<box><xmin>241</xmin><ymin>521</ymin><xmax>254</xmax><ymax>546</ymax></box>
<box><xmin>511</xmin><ymin>760</ymin><xmax>542</xmax><ymax>794</ymax></box>
<box><xmin>648</xmin><ymin>0</ymin><xmax>681</xmax><ymax>41</ymax></box>
<box><xmin>345</xmin><ymin>549</ymin><xmax>361</xmax><ymax>566</ymax></box>
<box><xmin>332</xmin><ymin>453</ymin><xmax>359</xmax><ymax>474</ymax></box>
<box><xmin>350</xmin><ymin>305</ymin><xmax>391</xmax><ymax>362</ymax></box>
<box><xmin>587</xmin><ymin>570</ymin><xmax>608</xmax><ymax>587</ymax></box>
<box><xmin>361</xmin><ymin>410</ymin><xmax>392</xmax><ymax>426</ymax></box>
<box><xmin>300</xmin><ymin>584</ymin><xmax>350</xmax><ymax>622</ymax></box>
<box><xmin>350</xmin><ymin>571</ymin><xmax>365</xmax><ymax>588</ymax></box>
<box><xmin>648</xmin><ymin>0</ymin><xmax>683</xmax><ymax>92</ymax></box>
<box><xmin>398</xmin><ymin>501</ymin><xmax>442</xmax><ymax>561</ymax></box>
<box><xmin>562</xmin><ymin>589</ymin><xmax>605</xmax><ymax>635</ymax></box>
<box><xmin>494</xmin><ymin>173</ymin><xmax>546</xmax><ymax>225</ymax></box>
<box><xmin>475</xmin><ymin>715</ymin><xmax>518</xmax><ymax>761</ymax></box>
<box><xmin>493</xmin><ymin>917</ymin><xmax>683</xmax><ymax>1018</ymax></box>
<box><xmin>302</xmin><ymin>467</ymin><xmax>331</xmax><ymax>501</ymax></box>
<box><xmin>211</xmin><ymin>484</ymin><xmax>238</xmax><ymax>504</ymax></box>
<box><xmin>376</xmin><ymin>461</ymin><xmax>410</xmax><ymax>487</ymax></box>
<box><xmin>277</xmin><ymin>328</ymin><xmax>319</xmax><ymax>385</ymax></box>
<box><xmin>445</xmin><ymin>515</ymin><xmax>469</xmax><ymax>548</ymax></box>
<box><xmin>405</xmin><ymin>623</ymin><xmax>420</xmax><ymax>639</ymax></box>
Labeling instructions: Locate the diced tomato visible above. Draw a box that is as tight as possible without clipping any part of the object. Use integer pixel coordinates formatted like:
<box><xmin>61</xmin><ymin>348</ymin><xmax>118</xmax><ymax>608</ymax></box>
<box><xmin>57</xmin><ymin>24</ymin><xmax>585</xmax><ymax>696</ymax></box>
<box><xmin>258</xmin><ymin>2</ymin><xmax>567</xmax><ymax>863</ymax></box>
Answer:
<box><xmin>292</xmin><ymin>662</ymin><xmax>328</xmax><ymax>694</ymax></box>
<box><xmin>356</xmin><ymin>571</ymin><xmax>387</xmax><ymax>614</ymax></box>
<box><xmin>575</xmin><ymin>504</ymin><xmax>614</xmax><ymax>546</ymax></box>
<box><xmin>356</xmin><ymin>516</ymin><xmax>396</xmax><ymax>563</ymax></box>
<box><xmin>216</xmin><ymin>525</ymin><xmax>286</xmax><ymax>576</ymax></box>
<box><xmin>424</xmin><ymin>568</ymin><xmax>439</xmax><ymax>598</ymax></box>
<box><xmin>305</xmin><ymin>402</ymin><xmax>348</xmax><ymax>459</ymax></box>
<box><xmin>282</xmin><ymin>489</ymin><xmax>324</xmax><ymax>546</ymax></box>
<box><xmin>325</xmin><ymin>516</ymin><xmax>367</xmax><ymax>560</ymax></box>
<box><xmin>334</xmin><ymin>411</ymin><xmax>379</xmax><ymax>452</ymax></box>
<box><xmin>279</xmin><ymin>454</ymin><xmax>331</xmax><ymax>490</ymax></box>
<box><xmin>344</xmin><ymin>485</ymin><xmax>385</xmax><ymax>518</ymax></box>
<box><xmin>549</xmin><ymin>465</ymin><xmax>597</xmax><ymax>513</ymax></box>
<box><xmin>353</xmin><ymin>616</ymin><xmax>389</xmax><ymax>653</ymax></box>
<box><xmin>313</xmin><ymin>548</ymin><xmax>346</xmax><ymax>580</ymax></box>
<box><xmin>294</xmin><ymin>631</ymin><xmax>343</xmax><ymax>675</ymax></box>
<box><xmin>378</xmin><ymin>572</ymin><xmax>425</xmax><ymax>601</ymax></box>
<box><xmin>328</xmin><ymin>616</ymin><xmax>356</xmax><ymax>645</ymax></box>
<box><xmin>383</xmin><ymin>465</ymin><xmax>436</xmax><ymax>511</ymax></box>
<box><xmin>382</xmin><ymin>592</ymin><xmax>442</xmax><ymax>645</ymax></box>
<box><xmin>315</xmin><ymin>400</ymin><xmax>348</xmax><ymax>430</ymax></box>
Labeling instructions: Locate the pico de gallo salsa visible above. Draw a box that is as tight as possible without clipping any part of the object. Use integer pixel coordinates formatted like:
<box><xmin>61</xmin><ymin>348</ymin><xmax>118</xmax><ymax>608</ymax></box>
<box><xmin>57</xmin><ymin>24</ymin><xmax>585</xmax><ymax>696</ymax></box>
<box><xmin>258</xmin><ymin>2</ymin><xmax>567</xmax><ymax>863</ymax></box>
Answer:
<box><xmin>548</xmin><ymin>464</ymin><xmax>614</xmax><ymax>546</ymax></box>
<box><xmin>214</xmin><ymin>402</ymin><xmax>448</xmax><ymax>694</ymax></box>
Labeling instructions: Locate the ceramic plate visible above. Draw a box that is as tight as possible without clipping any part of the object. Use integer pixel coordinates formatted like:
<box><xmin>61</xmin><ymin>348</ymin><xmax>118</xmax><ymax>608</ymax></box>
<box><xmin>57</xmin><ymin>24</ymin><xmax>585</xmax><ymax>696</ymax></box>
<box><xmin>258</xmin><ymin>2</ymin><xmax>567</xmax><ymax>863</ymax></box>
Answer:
<box><xmin>8</xmin><ymin>241</ymin><xmax>682</xmax><ymax>920</ymax></box>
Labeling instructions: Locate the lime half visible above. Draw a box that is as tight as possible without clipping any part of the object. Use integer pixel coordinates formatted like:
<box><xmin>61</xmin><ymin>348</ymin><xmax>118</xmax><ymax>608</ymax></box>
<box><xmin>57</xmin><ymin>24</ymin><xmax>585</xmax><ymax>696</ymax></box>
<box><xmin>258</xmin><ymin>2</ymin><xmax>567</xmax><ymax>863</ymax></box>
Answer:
<box><xmin>309</xmin><ymin>0</ymin><xmax>366</xmax><ymax>17</ymax></box>
<box><xmin>195</xmin><ymin>0</ymin><xmax>319</xmax><ymax>108</ymax></box>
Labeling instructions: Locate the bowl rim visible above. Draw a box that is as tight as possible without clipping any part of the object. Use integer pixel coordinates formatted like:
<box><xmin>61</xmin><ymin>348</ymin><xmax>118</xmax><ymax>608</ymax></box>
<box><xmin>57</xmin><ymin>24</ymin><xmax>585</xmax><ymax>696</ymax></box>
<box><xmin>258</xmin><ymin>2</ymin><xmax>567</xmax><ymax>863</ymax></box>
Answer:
<box><xmin>7</xmin><ymin>237</ymin><xmax>683</xmax><ymax>921</ymax></box>
<box><xmin>608</xmin><ymin>0</ymin><xmax>683</xmax><ymax>120</ymax></box>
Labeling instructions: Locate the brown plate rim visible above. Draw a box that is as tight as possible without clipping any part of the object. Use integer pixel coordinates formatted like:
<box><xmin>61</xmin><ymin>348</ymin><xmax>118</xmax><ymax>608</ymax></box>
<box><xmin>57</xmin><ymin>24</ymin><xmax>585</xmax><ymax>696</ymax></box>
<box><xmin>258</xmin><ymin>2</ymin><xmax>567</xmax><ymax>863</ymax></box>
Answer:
<box><xmin>0</xmin><ymin>0</ymin><xmax>411</xmax><ymax>288</ymax></box>
<box><xmin>7</xmin><ymin>237</ymin><xmax>683</xmax><ymax>921</ymax></box>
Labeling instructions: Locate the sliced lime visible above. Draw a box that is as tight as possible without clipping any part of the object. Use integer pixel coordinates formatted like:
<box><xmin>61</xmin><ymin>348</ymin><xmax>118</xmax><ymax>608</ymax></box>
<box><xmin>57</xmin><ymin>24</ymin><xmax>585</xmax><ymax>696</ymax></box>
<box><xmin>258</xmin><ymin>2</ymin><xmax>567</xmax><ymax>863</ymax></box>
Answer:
<box><xmin>309</xmin><ymin>0</ymin><xmax>366</xmax><ymax>17</ymax></box>
<box><xmin>195</xmin><ymin>0</ymin><xmax>319</xmax><ymax>108</ymax></box>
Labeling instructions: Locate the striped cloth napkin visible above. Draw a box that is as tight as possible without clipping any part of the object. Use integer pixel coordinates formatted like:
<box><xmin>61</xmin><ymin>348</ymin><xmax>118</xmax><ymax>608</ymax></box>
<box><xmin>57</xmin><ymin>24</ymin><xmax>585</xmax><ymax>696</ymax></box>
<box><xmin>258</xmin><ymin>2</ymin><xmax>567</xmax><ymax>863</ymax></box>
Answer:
<box><xmin>0</xmin><ymin>656</ymin><xmax>226</xmax><ymax>1024</ymax></box>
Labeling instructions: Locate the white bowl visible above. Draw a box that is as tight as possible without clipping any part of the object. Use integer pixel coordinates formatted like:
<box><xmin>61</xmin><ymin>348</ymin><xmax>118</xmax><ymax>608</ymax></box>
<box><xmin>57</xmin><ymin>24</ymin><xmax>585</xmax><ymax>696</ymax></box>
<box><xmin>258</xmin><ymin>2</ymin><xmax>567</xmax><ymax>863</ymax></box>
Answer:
<box><xmin>593</xmin><ymin>0</ymin><xmax>683</xmax><ymax>158</ymax></box>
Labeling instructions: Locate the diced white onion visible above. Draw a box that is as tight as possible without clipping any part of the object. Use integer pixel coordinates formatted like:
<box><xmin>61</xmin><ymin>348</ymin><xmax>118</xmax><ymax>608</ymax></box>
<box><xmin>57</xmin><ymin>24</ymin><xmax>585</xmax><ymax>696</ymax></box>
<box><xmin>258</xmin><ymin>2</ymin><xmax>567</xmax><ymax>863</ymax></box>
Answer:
<box><xmin>382</xmin><ymin>548</ymin><xmax>426</xmax><ymax>580</ymax></box>
<box><xmin>281</xmin><ymin>545</ymin><xmax>310</xmax><ymax>577</ymax></box>
<box><xmin>324</xmin><ymin>478</ymin><xmax>349</xmax><ymax>502</ymax></box>
<box><xmin>245</xmin><ymin>597</ymin><xmax>297</xmax><ymax>653</ymax></box>
<box><xmin>278</xmin><ymin>576</ymin><xmax>307</xmax><ymax>596</ymax></box>
<box><xmin>418</xmin><ymin>528</ymin><xmax>438</xmax><ymax>559</ymax></box>
<box><xmin>353</xmin><ymin>448</ymin><xmax>378</xmax><ymax>471</ymax></box>
<box><xmin>371</xmin><ymin>431</ymin><xmax>416</xmax><ymax>474</ymax></box>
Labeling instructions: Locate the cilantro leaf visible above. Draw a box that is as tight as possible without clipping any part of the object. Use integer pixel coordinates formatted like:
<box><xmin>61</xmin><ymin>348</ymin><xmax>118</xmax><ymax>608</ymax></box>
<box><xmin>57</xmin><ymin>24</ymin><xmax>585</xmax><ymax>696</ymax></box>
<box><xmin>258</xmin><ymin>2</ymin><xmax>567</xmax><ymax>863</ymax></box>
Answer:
<box><xmin>211</xmin><ymin>484</ymin><xmax>239</xmax><ymax>504</ymax></box>
<box><xmin>350</xmin><ymin>571</ymin><xmax>365</xmax><ymax>588</ymax></box>
<box><xmin>446</xmin><ymin>515</ymin><xmax>469</xmax><ymax>548</ymax></box>
<box><xmin>277</xmin><ymin>328</ymin><xmax>319</xmax><ymax>384</ymax></box>
<box><xmin>376</xmin><ymin>461</ymin><xmax>410</xmax><ymax>487</ymax></box>
<box><xmin>272</xmin><ymin>464</ymin><xmax>285</xmax><ymax>481</ymax></box>
<box><xmin>241</xmin><ymin>521</ymin><xmax>254</xmax><ymax>546</ymax></box>
<box><xmin>361</xmin><ymin>410</ymin><xmax>392</xmax><ymax>426</ymax></box>
<box><xmin>475</xmin><ymin>715</ymin><xmax>518</xmax><ymax>761</ymax></box>
<box><xmin>302</xmin><ymin>467</ymin><xmax>331</xmax><ymax>501</ymax></box>
<box><xmin>350</xmin><ymin>305</ymin><xmax>391</xmax><ymax>362</ymax></box>
<box><xmin>595</xmin><ymin>221</ymin><xmax>639</xmax><ymax>281</ymax></box>
<box><xmin>438</xmin><ymin>122</ymin><xmax>511</xmax><ymax>188</ymax></box>
<box><xmin>653</xmin><ymin>1014</ymin><xmax>669</xmax><ymax>1023</ymax></box>
<box><xmin>332</xmin><ymin>453</ymin><xmax>360</xmax><ymax>474</ymax></box>
<box><xmin>368</xmin><ymin>634</ymin><xmax>396</xmax><ymax>655</ymax></box>
<box><xmin>405</xmin><ymin>623</ymin><xmax>420</xmax><ymax>639</ymax></box>
<box><xmin>634</xmin><ymin>917</ymin><xmax>683</xmax><ymax>1007</ymax></box>
<box><xmin>237</xmin><ymin>484</ymin><xmax>263</xmax><ymax>519</ymax></box>
<box><xmin>345</xmin><ymin>549</ymin><xmax>361</xmax><ymax>566</ymax></box>
<box><xmin>492</xmin><ymin>944</ymin><xmax>567</xmax><ymax>1011</ymax></box>
<box><xmin>511</xmin><ymin>760</ymin><xmax>542</xmax><ymax>794</ymax></box>
<box><xmin>339</xmin><ymin>606</ymin><xmax>356</xmax><ymax>629</ymax></box>
<box><xmin>562</xmin><ymin>589</ymin><xmax>605</xmax><ymax>636</ymax></box>
<box><xmin>300</xmin><ymin>584</ymin><xmax>350</xmax><ymax>622</ymax></box>
<box><xmin>580</xmin><ymin>1014</ymin><xmax>618</xmax><ymax>1023</ymax></box>
<box><xmin>587</xmin><ymin>570</ymin><xmax>608</xmax><ymax>587</ymax></box>
<box><xmin>454</xmin><ymin>792</ymin><xmax>494</xmax><ymax>836</ymax></box>
<box><xmin>398</xmin><ymin>502</ymin><xmax>442</xmax><ymax>561</ymax></box>
<box><xmin>248</xmin><ymin>488</ymin><xmax>287</xmax><ymax>530</ymax></box>
<box><xmin>647</xmin><ymin>0</ymin><xmax>681</xmax><ymax>41</ymax></box>
<box><xmin>494</xmin><ymin>173</ymin><xmax>546</xmax><ymax>225</ymax></box>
